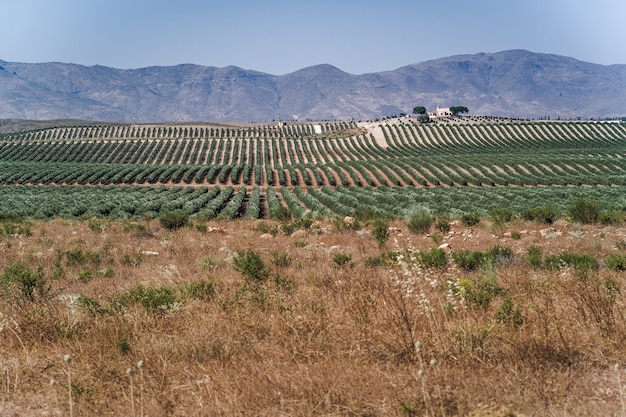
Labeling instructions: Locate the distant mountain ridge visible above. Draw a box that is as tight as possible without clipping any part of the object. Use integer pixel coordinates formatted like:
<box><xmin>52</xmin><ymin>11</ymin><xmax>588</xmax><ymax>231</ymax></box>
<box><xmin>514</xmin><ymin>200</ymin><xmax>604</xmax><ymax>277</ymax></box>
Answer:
<box><xmin>1</xmin><ymin>50</ymin><xmax>625</xmax><ymax>122</ymax></box>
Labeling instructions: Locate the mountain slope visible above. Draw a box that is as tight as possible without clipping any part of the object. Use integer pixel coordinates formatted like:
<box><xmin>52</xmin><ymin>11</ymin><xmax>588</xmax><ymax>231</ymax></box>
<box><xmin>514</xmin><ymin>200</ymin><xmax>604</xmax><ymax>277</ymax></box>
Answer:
<box><xmin>1</xmin><ymin>50</ymin><xmax>625</xmax><ymax>122</ymax></box>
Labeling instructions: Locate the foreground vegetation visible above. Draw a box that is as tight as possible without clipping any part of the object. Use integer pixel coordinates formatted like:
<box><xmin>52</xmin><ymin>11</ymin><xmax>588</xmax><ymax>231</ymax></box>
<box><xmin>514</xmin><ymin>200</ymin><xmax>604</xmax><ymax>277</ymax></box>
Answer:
<box><xmin>1</xmin><ymin>118</ymin><xmax>626</xmax><ymax>415</ymax></box>
<box><xmin>1</xmin><ymin>212</ymin><xmax>626</xmax><ymax>416</ymax></box>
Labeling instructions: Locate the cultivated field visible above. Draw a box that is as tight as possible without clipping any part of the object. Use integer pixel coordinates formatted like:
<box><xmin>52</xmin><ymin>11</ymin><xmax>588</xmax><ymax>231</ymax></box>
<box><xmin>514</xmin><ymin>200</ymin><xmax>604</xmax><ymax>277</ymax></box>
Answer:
<box><xmin>0</xmin><ymin>118</ymin><xmax>625</xmax><ymax>220</ymax></box>
<box><xmin>1</xmin><ymin>118</ymin><xmax>626</xmax><ymax>415</ymax></box>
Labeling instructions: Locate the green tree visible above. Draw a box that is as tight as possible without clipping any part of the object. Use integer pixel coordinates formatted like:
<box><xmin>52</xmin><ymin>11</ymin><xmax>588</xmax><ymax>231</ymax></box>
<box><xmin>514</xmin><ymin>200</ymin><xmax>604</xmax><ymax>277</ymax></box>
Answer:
<box><xmin>450</xmin><ymin>106</ymin><xmax>469</xmax><ymax>116</ymax></box>
<box><xmin>412</xmin><ymin>106</ymin><xmax>427</xmax><ymax>115</ymax></box>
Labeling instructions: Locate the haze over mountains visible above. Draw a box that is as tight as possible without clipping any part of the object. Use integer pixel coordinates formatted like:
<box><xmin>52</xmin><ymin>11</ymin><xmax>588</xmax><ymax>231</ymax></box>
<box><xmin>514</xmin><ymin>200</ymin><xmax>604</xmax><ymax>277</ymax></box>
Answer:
<box><xmin>0</xmin><ymin>50</ymin><xmax>624</xmax><ymax>123</ymax></box>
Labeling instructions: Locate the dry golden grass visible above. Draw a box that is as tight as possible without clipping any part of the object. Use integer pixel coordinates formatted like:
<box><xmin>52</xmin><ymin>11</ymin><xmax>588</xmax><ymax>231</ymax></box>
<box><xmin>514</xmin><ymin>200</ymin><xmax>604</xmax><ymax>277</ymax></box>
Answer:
<box><xmin>1</xmin><ymin>216</ymin><xmax>626</xmax><ymax>416</ymax></box>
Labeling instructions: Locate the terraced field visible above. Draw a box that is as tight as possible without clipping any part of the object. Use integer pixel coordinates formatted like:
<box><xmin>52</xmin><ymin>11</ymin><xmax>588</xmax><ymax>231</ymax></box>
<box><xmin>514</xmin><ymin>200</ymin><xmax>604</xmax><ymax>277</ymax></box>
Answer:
<box><xmin>0</xmin><ymin>119</ymin><xmax>625</xmax><ymax>219</ymax></box>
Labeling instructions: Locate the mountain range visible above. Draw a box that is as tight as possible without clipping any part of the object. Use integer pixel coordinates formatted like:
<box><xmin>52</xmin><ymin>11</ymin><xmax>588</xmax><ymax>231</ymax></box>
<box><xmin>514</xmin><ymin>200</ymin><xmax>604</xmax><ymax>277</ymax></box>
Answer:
<box><xmin>1</xmin><ymin>50</ymin><xmax>625</xmax><ymax>122</ymax></box>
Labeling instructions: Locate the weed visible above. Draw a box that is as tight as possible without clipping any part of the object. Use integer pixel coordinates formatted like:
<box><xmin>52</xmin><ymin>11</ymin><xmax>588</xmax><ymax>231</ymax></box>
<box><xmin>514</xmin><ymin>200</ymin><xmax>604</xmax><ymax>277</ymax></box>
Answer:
<box><xmin>406</xmin><ymin>208</ymin><xmax>433</xmax><ymax>234</ymax></box>
<box><xmin>0</xmin><ymin>262</ymin><xmax>47</xmax><ymax>301</ymax></box>
<box><xmin>233</xmin><ymin>249</ymin><xmax>269</xmax><ymax>284</ymax></box>
<box><xmin>76</xmin><ymin>269</ymin><xmax>93</xmax><ymax>283</ymax></box>
<box><xmin>488</xmin><ymin>207</ymin><xmax>514</xmax><ymax>226</ymax></box>
<box><xmin>527</xmin><ymin>245</ymin><xmax>543</xmax><ymax>269</ymax></box>
<box><xmin>271</xmin><ymin>250</ymin><xmax>292</xmax><ymax>268</ymax></box>
<box><xmin>331</xmin><ymin>252</ymin><xmax>353</xmax><ymax>268</ymax></box>
<box><xmin>112</xmin><ymin>284</ymin><xmax>180</xmax><ymax>314</ymax></box>
<box><xmin>159</xmin><ymin>210</ymin><xmax>190</xmax><ymax>230</ymax></box>
<box><xmin>487</xmin><ymin>244</ymin><xmax>514</xmax><ymax>265</ymax></box>
<box><xmin>292</xmin><ymin>240</ymin><xmax>308</xmax><ymax>248</ymax></box>
<box><xmin>182</xmin><ymin>279</ymin><xmax>215</xmax><ymax>301</ymax></box>
<box><xmin>452</xmin><ymin>250</ymin><xmax>488</xmax><ymax>272</ymax></box>
<box><xmin>494</xmin><ymin>296</ymin><xmax>523</xmax><ymax>327</ymax></box>
<box><xmin>122</xmin><ymin>253</ymin><xmax>144</xmax><ymax>267</ymax></box>
<box><xmin>116</xmin><ymin>337</ymin><xmax>132</xmax><ymax>355</ymax></box>
<box><xmin>252</xmin><ymin>221</ymin><xmax>279</xmax><ymax>237</ymax></box>
<box><xmin>605</xmin><ymin>254</ymin><xmax>626</xmax><ymax>272</ymax></box>
<box><xmin>569</xmin><ymin>199</ymin><xmax>602</xmax><ymax>224</ymax></box>
<box><xmin>460</xmin><ymin>212</ymin><xmax>481</xmax><ymax>227</ymax></box>
<box><xmin>435</xmin><ymin>216</ymin><xmax>450</xmax><ymax>233</ymax></box>
<box><xmin>76</xmin><ymin>295</ymin><xmax>103</xmax><ymax>316</ymax></box>
<box><xmin>371</xmin><ymin>218</ymin><xmax>390</xmax><ymax>248</ymax></box>
<box><xmin>417</xmin><ymin>248</ymin><xmax>448</xmax><ymax>270</ymax></box>
<box><xmin>458</xmin><ymin>265</ymin><xmax>502</xmax><ymax>309</ymax></box>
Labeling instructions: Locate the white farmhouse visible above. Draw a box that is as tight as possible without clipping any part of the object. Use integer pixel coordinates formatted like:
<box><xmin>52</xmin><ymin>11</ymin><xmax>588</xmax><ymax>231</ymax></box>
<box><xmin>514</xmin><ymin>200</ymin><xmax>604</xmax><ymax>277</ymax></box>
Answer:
<box><xmin>428</xmin><ymin>107</ymin><xmax>452</xmax><ymax>118</ymax></box>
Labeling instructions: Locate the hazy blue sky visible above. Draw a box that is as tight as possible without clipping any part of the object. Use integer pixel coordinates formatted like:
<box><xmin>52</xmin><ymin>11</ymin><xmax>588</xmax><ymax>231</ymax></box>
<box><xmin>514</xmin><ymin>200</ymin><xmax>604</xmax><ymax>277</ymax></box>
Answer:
<box><xmin>2</xmin><ymin>0</ymin><xmax>625</xmax><ymax>74</ymax></box>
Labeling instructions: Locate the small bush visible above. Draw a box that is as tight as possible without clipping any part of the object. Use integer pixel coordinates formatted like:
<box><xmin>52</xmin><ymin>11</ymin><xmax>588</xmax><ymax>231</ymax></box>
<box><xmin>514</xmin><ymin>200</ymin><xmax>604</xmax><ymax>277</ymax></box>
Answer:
<box><xmin>527</xmin><ymin>245</ymin><xmax>543</xmax><ymax>269</ymax></box>
<box><xmin>364</xmin><ymin>251</ymin><xmax>397</xmax><ymax>268</ymax></box>
<box><xmin>599</xmin><ymin>210</ymin><xmax>624</xmax><ymax>226</ymax></box>
<box><xmin>234</xmin><ymin>250</ymin><xmax>269</xmax><ymax>284</ymax></box>
<box><xmin>417</xmin><ymin>248</ymin><xmax>448</xmax><ymax>270</ymax></box>
<box><xmin>458</xmin><ymin>272</ymin><xmax>502</xmax><ymax>309</ymax></box>
<box><xmin>605</xmin><ymin>254</ymin><xmax>626</xmax><ymax>272</ymax></box>
<box><xmin>544</xmin><ymin>252</ymin><xmax>599</xmax><ymax>276</ymax></box>
<box><xmin>371</xmin><ymin>218</ymin><xmax>389</xmax><ymax>248</ymax></box>
<box><xmin>452</xmin><ymin>250</ymin><xmax>488</xmax><ymax>272</ymax></box>
<box><xmin>521</xmin><ymin>206</ymin><xmax>561</xmax><ymax>224</ymax></box>
<box><xmin>252</xmin><ymin>222</ymin><xmax>279</xmax><ymax>237</ymax></box>
<box><xmin>569</xmin><ymin>199</ymin><xmax>602</xmax><ymax>224</ymax></box>
<box><xmin>271</xmin><ymin>251</ymin><xmax>292</xmax><ymax>268</ymax></box>
<box><xmin>488</xmin><ymin>208</ymin><xmax>514</xmax><ymax>226</ymax></box>
<box><xmin>0</xmin><ymin>262</ymin><xmax>47</xmax><ymax>301</ymax></box>
<box><xmin>487</xmin><ymin>245</ymin><xmax>514</xmax><ymax>265</ymax></box>
<box><xmin>331</xmin><ymin>253</ymin><xmax>353</xmax><ymax>268</ymax></box>
<box><xmin>460</xmin><ymin>212</ymin><xmax>481</xmax><ymax>227</ymax></box>
<box><xmin>494</xmin><ymin>296</ymin><xmax>523</xmax><ymax>327</ymax></box>
<box><xmin>182</xmin><ymin>279</ymin><xmax>215</xmax><ymax>301</ymax></box>
<box><xmin>113</xmin><ymin>284</ymin><xmax>179</xmax><ymax>314</ymax></box>
<box><xmin>271</xmin><ymin>206</ymin><xmax>292</xmax><ymax>223</ymax></box>
<box><xmin>435</xmin><ymin>216</ymin><xmax>451</xmax><ymax>233</ymax></box>
<box><xmin>159</xmin><ymin>210</ymin><xmax>190</xmax><ymax>230</ymax></box>
<box><xmin>406</xmin><ymin>208</ymin><xmax>433</xmax><ymax>234</ymax></box>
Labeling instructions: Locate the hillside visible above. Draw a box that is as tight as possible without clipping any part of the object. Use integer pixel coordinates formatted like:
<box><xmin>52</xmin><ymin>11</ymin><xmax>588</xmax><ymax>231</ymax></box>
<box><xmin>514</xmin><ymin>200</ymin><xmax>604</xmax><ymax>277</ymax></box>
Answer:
<box><xmin>1</xmin><ymin>50</ymin><xmax>625</xmax><ymax>122</ymax></box>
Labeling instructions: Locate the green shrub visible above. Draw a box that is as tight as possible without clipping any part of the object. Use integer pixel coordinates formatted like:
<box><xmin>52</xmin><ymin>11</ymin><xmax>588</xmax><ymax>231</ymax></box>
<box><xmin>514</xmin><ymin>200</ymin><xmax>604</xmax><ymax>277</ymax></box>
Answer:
<box><xmin>605</xmin><ymin>254</ymin><xmax>626</xmax><ymax>272</ymax></box>
<box><xmin>113</xmin><ymin>284</ymin><xmax>179</xmax><ymax>313</ymax></box>
<box><xmin>458</xmin><ymin>272</ymin><xmax>502</xmax><ymax>309</ymax></box>
<box><xmin>569</xmin><ymin>199</ymin><xmax>602</xmax><ymax>224</ymax></box>
<box><xmin>159</xmin><ymin>210</ymin><xmax>190</xmax><ymax>230</ymax></box>
<box><xmin>271</xmin><ymin>251</ymin><xmax>292</xmax><ymax>268</ymax></box>
<box><xmin>521</xmin><ymin>206</ymin><xmax>561</xmax><ymax>224</ymax></box>
<box><xmin>364</xmin><ymin>251</ymin><xmax>397</xmax><ymax>268</ymax></box>
<box><xmin>417</xmin><ymin>248</ymin><xmax>448</xmax><ymax>270</ymax></box>
<box><xmin>77</xmin><ymin>295</ymin><xmax>103</xmax><ymax>316</ymax></box>
<box><xmin>452</xmin><ymin>250</ymin><xmax>488</xmax><ymax>272</ymax></box>
<box><xmin>599</xmin><ymin>210</ymin><xmax>624</xmax><ymax>226</ymax></box>
<box><xmin>0</xmin><ymin>262</ymin><xmax>47</xmax><ymax>301</ymax></box>
<box><xmin>435</xmin><ymin>216</ymin><xmax>451</xmax><ymax>233</ymax></box>
<box><xmin>460</xmin><ymin>212</ymin><xmax>481</xmax><ymax>227</ymax></box>
<box><xmin>252</xmin><ymin>222</ymin><xmax>279</xmax><ymax>237</ymax></box>
<box><xmin>182</xmin><ymin>279</ymin><xmax>215</xmax><ymax>301</ymax></box>
<box><xmin>488</xmin><ymin>207</ymin><xmax>514</xmax><ymax>226</ymax></box>
<box><xmin>371</xmin><ymin>218</ymin><xmax>389</xmax><ymax>248</ymax></box>
<box><xmin>271</xmin><ymin>206</ymin><xmax>292</xmax><ymax>223</ymax></box>
<box><xmin>332</xmin><ymin>253</ymin><xmax>353</xmax><ymax>268</ymax></box>
<box><xmin>234</xmin><ymin>250</ymin><xmax>269</xmax><ymax>284</ymax></box>
<box><xmin>527</xmin><ymin>245</ymin><xmax>543</xmax><ymax>269</ymax></box>
<box><xmin>406</xmin><ymin>208</ymin><xmax>433</xmax><ymax>234</ymax></box>
<box><xmin>494</xmin><ymin>296</ymin><xmax>523</xmax><ymax>327</ymax></box>
<box><xmin>544</xmin><ymin>252</ymin><xmax>599</xmax><ymax>276</ymax></box>
<box><xmin>487</xmin><ymin>245</ymin><xmax>514</xmax><ymax>265</ymax></box>
<box><xmin>76</xmin><ymin>269</ymin><xmax>93</xmax><ymax>283</ymax></box>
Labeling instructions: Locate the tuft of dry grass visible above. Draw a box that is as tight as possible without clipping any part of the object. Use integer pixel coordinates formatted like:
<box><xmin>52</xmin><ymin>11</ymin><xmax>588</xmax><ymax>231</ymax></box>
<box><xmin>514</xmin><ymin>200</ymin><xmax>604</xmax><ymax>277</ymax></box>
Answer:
<box><xmin>0</xmin><ymin>217</ymin><xmax>626</xmax><ymax>415</ymax></box>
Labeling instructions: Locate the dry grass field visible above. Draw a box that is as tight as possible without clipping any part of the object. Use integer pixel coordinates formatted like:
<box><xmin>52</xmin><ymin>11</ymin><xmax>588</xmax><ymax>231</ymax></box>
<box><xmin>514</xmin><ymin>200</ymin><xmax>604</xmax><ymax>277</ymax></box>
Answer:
<box><xmin>1</xmin><ymin>214</ymin><xmax>626</xmax><ymax>416</ymax></box>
